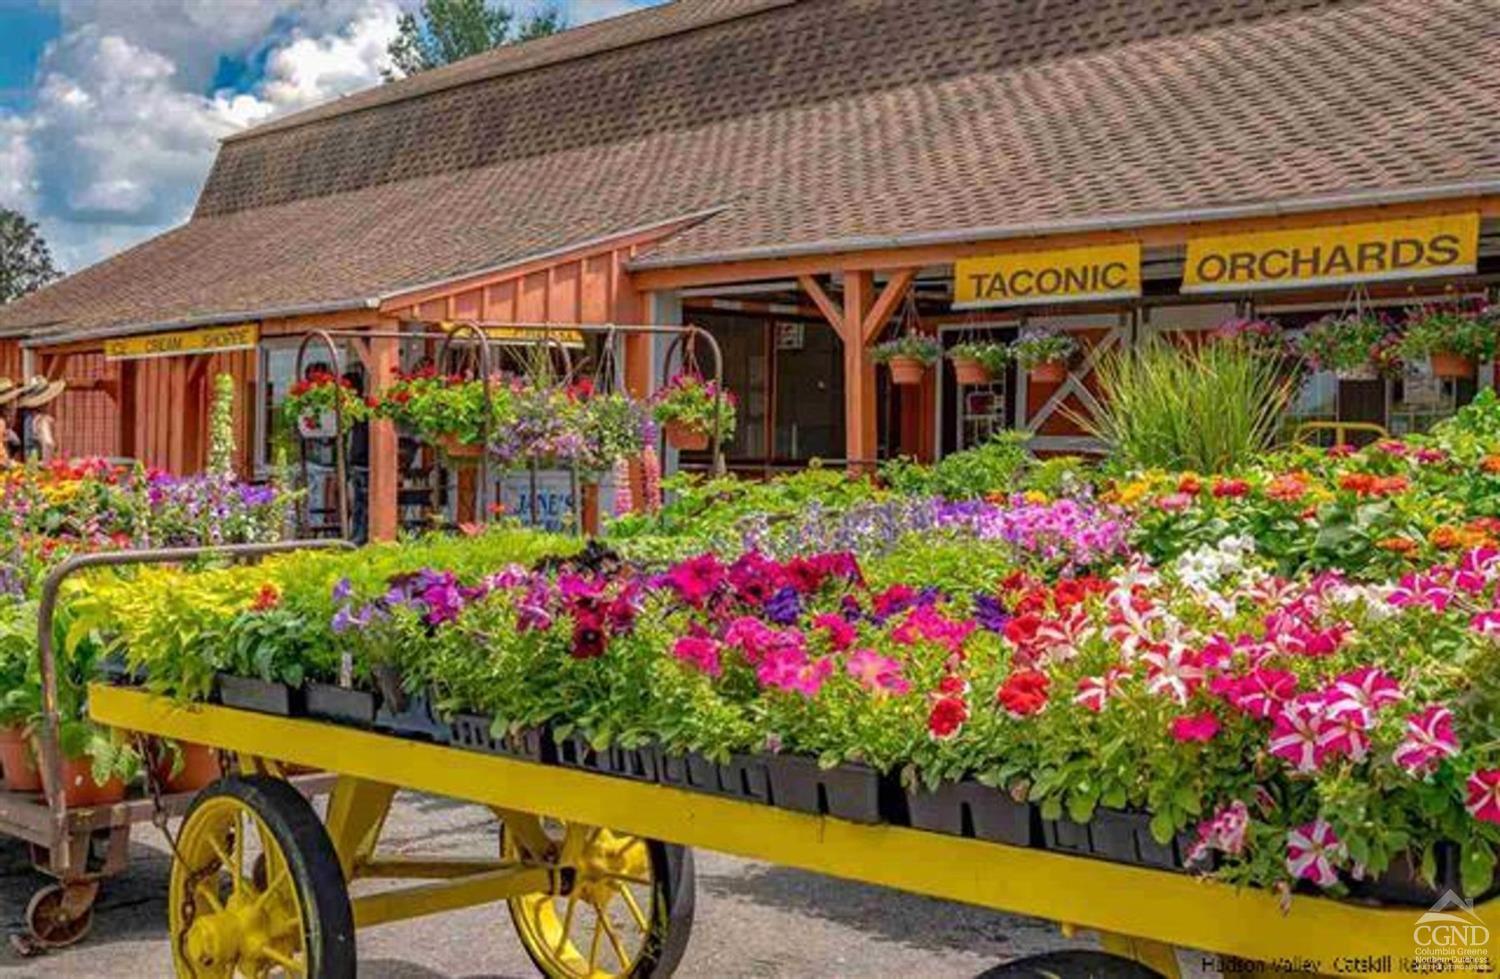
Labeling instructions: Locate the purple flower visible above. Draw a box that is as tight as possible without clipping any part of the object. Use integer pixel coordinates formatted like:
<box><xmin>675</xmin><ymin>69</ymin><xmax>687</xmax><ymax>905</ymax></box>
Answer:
<box><xmin>972</xmin><ymin>593</ymin><xmax>1010</xmax><ymax>633</ymax></box>
<box><xmin>764</xmin><ymin>586</ymin><xmax>802</xmax><ymax>625</ymax></box>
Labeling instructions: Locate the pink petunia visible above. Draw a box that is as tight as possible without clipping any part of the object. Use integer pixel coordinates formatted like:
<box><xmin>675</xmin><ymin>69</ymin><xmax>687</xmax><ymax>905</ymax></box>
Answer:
<box><xmin>1269</xmin><ymin>694</ymin><xmax>1329</xmax><ymax>774</ymax></box>
<box><xmin>1170</xmin><ymin>711</ymin><xmax>1221</xmax><ymax>743</ymax></box>
<box><xmin>1467</xmin><ymin>770</ymin><xmax>1500</xmax><ymax>824</ymax></box>
<box><xmin>1317</xmin><ymin>706</ymin><xmax>1371</xmax><ymax>763</ymax></box>
<box><xmin>1471</xmin><ymin>610</ymin><xmax>1500</xmax><ymax>639</ymax></box>
<box><xmin>1073</xmin><ymin>668</ymin><xmax>1128</xmax><ymax>712</ymax></box>
<box><xmin>1326</xmin><ymin>667</ymin><xmax>1402</xmax><ymax>718</ymax></box>
<box><xmin>672</xmin><ymin>636</ymin><xmax>723</xmax><ymax>677</ymax></box>
<box><xmin>1285</xmin><ymin>819</ymin><xmax>1345</xmax><ymax>888</ymax></box>
<box><xmin>1224</xmin><ymin>667</ymin><xmax>1298</xmax><ymax>719</ymax></box>
<box><xmin>1141</xmin><ymin>644</ymin><xmax>1205</xmax><ymax>704</ymax></box>
<box><xmin>1393</xmin><ymin>705</ymin><xmax>1460</xmax><ymax>777</ymax></box>
<box><xmin>1189</xmin><ymin>800</ymin><xmax>1250</xmax><ymax>864</ymax></box>
<box><xmin>845</xmin><ymin>648</ymin><xmax>911</xmax><ymax>695</ymax></box>
<box><xmin>1387</xmin><ymin>573</ymin><xmax>1454</xmax><ymax>614</ymax></box>
<box><xmin>812</xmin><ymin>613</ymin><xmax>857</xmax><ymax>651</ymax></box>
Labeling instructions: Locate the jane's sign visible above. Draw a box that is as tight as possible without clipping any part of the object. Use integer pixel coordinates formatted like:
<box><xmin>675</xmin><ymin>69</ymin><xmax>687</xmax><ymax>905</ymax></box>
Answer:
<box><xmin>954</xmin><ymin>243</ymin><xmax>1141</xmax><ymax>308</ymax></box>
<box><xmin>1183</xmin><ymin>213</ymin><xmax>1479</xmax><ymax>293</ymax></box>
<box><xmin>104</xmin><ymin>323</ymin><xmax>259</xmax><ymax>361</ymax></box>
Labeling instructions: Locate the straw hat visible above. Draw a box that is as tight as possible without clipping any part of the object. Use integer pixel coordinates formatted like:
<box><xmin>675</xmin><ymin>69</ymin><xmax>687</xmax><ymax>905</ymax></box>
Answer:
<box><xmin>15</xmin><ymin>376</ymin><xmax>65</xmax><ymax>409</ymax></box>
<box><xmin>0</xmin><ymin>378</ymin><xmax>20</xmax><ymax>406</ymax></box>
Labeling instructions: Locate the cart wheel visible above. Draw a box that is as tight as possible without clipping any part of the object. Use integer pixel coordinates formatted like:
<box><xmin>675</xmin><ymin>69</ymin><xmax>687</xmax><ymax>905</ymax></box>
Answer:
<box><xmin>975</xmin><ymin>950</ymin><xmax>1166</xmax><ymax>978</ymax></box>
<box><xmin>502</xmin><ymin>815</ymin><xmax>695</xmax><ymax>978</ymax></box>
<box><xmin>169</xmin><ymin>776</ymin><xmax>354</xmax><ymax>978</ymax></box>
<box><xmin>23</xmin><ymin>882</ymin><xmax>97</xmax><ymax>949</ymax></box>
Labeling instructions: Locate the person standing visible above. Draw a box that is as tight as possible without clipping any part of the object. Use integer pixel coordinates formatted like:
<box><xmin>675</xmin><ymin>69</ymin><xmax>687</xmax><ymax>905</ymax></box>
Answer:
<box><xmin>15</xmin><ymin>376</ymin><xmax>65</xmax><ymax>463</ymax></box>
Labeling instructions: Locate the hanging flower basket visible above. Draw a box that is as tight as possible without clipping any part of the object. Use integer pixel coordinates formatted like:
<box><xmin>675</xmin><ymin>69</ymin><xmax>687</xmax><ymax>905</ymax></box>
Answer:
<box><xmin>1429</xmin><ymin>350</ymin><xmax>1477</xmax><ymax>380</ymax></box>
<box><xmin>664</xmin><ymin>421</ymin><xmax>710</xmax><ymax>452</ymax></box>
<box><xmin>438</xmin><ymin>434</ymin><xmax>485</xmax><ymax>464</ymax></box>
<box><xmin>950</xmin><ymin>357</ymin><xmax>993</xmax><ymax>386</ymax></box>
<box><xmin>885</xmin><ymin>355</ymin><xmax>928</xmax><ymax>387</ymax></box>
<box><xmin>1029</xmin><ymin>360</ymin><xmax>1069</xmax><ymax>385</ymax></box>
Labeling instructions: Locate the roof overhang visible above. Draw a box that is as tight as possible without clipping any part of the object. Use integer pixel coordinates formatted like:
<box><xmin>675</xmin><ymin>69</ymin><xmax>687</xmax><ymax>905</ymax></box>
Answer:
<box><xmin>22</xmin><ymin>298</ymin><xmax>380</xmax><ymax>350</ymax></box>
<box><xmin>627</xmin><ymin>180</ymin><xmax>1500</xmax><ymax>272</ymax></box>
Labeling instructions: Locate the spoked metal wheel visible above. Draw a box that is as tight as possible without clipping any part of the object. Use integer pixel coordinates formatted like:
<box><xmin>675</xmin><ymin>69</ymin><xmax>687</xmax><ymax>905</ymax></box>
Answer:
<box><xmin>169</xmin><ymin>777</ymin><xmax>354</xmax><ymax>978</ymax></box>
<box><xmin>501</xmin><ymin>813</ymin><xmax>694</xmax><ymax>979</ymax></box>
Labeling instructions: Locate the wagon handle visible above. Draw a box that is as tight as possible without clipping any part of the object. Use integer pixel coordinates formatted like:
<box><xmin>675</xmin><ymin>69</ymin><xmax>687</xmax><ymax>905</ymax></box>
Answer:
<box><xmin>34</xmin><ymin>539</ymin><xmax>356</xmax><ymax>874</ymax></box>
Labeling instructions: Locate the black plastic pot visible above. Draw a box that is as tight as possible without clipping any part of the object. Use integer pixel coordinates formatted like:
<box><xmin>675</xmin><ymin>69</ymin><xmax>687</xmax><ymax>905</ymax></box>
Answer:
<box><xmin>1042</xmin><ymin>809</ymin><xmax>1189</xmax><ymax>871</ymax></box>
<box><xmin>763</xmin><ymin>754</ymin><xmax>898</xmax><ymax>825</ymax></box>
<box><xmin>373</xmin><ymin>691</ymin><xmax>449</xmax><ymax>743</ymax></box>
<box><xmin>216</xmin><ymin>673</ymin><xmax>302</xmax><ymax>716</ymax></box>
<box><xmin>653</xmin><ymin>750</ymin><xmax>772</xmax><ymax>804</ymax></box>
<box><xmin>98</xmin><ymin>653</ymin><xmax>147</xmax><ymax>687</ymax></box>
<box><xmin>448</xmin><ymin>714</ymin><xmax>552</xmax><ymax>764</ymax></box>
<box><xmin>555</xmin><ymin>732</ymin><xmax>658</xmax><ymax>782</ymax></box>
<box><xmin>904</xmin><ymin>780</ymin><xmax>1039</xmax><ymax>846</ymax></box>
<box><xmin>1344</xmin><ymin>844</ymin><xmax>1497</xmax><ymax>906</ymax></box>
<box><xmin>304</xmin><ymin>682</ymin><xmax>377</xmax><ymax>728</ymax></box>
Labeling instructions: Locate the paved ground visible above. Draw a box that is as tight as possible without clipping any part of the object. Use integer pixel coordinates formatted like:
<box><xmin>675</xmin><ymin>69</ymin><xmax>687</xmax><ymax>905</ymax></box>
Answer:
<box><xmin>0</xmin><ymin>792</ymin><xmax>1119</xmax><ymax>978</ymax></box>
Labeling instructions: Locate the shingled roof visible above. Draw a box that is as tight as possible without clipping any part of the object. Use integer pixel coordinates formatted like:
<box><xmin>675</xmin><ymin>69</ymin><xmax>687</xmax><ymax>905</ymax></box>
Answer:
<box><xmin>4</xmin><ymin>0</ymin><xmax>1498</xmax><ymax>340</ymax></box>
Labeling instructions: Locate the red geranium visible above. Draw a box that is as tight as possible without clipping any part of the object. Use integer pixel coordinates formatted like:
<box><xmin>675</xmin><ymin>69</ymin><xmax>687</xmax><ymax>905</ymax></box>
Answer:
<box><xmin>996</xmin><ymin>669</ymin><xmax>1050</xmax><ymax>717</ymax></box>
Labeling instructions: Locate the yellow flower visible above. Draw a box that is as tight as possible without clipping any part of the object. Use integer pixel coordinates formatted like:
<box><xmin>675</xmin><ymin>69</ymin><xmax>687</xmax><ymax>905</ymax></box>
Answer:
<box><xmin>1023</xmin><ymin>490</ymin><xmax>1048</xmax><ymax>505</ymax></box>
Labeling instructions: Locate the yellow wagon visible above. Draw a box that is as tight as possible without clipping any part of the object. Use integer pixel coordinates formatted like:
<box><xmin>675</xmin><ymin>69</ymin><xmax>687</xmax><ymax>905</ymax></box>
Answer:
<box><xmin>41</xmin><ymin>546</ymin><xmax>1500</xmax><ymax>977</ymax></box>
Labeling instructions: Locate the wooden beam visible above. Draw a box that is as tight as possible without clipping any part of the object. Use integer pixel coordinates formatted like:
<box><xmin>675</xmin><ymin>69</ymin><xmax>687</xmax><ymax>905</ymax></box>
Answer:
<box><xmin>861</xmin><ymin>269</ymin><xmax>918</xmax><ymax>345</ymax></box>
<box><xmin>842</xmin><ymin>270</ymin><xmax>876</xmax><ymax>471</ymax></box>
<box><xmin>797</xmin><ymin>275</ymin><xmax>846</xmax><ymax>342</ymax></box>
<box><xmin>368</xmin><ymin>334</ymin><xmax>400</xmax><ymax>542</ymax></box>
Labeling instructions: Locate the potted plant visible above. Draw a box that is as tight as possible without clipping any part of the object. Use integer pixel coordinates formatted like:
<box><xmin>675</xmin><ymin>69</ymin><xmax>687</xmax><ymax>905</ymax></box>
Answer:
<box><xmin>651</xmin><ymin>374</ymin><xmax>737</xmax><ymax>452</ymax></box>
<box><xmin>378</xmin><ymin>368</ymin><xmax>511</xmax><ymax>463</ymax></box>
<box><xmin>1010</xmin><ymin>326</ymin><xmax>1078</xmax><ymax>384</ymax></box>
<box><xmin>1397</xmin><ymin>304</ymin><xmax>1499</xmax><ymax>380</ymax></box>
<box><xmin>947</xmin><ymin>341</ymin><xmax>1010</xmax><ymax>386</ymax></box>
<box><xmin>1295</xmin><ymin>314</ymin><xmax>1393</xmax><ymax>380</ymax></box>
<box><xmin>282</xmin><ymin>369</ymin><xmax>371</xmax><ymax>437</ymax></box>
<box><xmin>872</xmin><ymin>334</ymin><xmax>941</xmax><ymax>387</ymax></box>
<box><xmin>46</xmin><ymin>720</ymin><xmax>140</xmax><ymax>808</ymax></box>
<box><xmin>147</xmin><ymin>738</ymin><xmax>222</xmax><ymax>794</ymax></box>
<box><xmin>213</xmin><ymin>588</ymin><xmax>318</xmax><ymax>716</ymax></box>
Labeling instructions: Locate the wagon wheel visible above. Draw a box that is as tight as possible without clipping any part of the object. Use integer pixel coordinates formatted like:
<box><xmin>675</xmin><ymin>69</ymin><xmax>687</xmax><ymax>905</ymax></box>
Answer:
<box><xmin>501</xmin><ymin>813</ymin><xmax>695</xmax><ymax>978</ymax></box>
<box><xmin>22</xmin><ymin>881</ymin><xmax>98</xmax><ymax>949</ymax></box>
<box><xmin>169</xmin><ymin>777</ymin><xmax>354</xmax><ymax>978</ymax></box>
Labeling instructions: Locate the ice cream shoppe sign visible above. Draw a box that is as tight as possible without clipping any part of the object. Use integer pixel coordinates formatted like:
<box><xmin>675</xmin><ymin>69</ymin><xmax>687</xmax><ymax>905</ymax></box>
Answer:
<box><xmin>1182</xmin><ymin>213</ymin><xmax>1480</xmax><ymax>293</ymax></box>
<box><xmin>104</xmin><ymin>324</ymin><xmax>260</xmax><ymax>361</ymax></box>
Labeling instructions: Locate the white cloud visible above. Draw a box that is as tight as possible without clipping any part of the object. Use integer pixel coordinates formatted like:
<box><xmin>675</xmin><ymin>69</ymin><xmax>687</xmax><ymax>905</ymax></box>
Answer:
<box><xmin>3</xmin><ymin>0</ymin><xmax>664</xmax><ymax>275</ymax></box>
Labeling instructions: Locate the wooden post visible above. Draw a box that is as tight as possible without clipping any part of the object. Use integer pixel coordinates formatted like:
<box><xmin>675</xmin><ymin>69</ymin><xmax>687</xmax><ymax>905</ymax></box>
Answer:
<box><xmin>843</xmin><ymin>270</ymin><xmax>876</xmax><ymax>471</ymax></box>
<box><xmin>368</xmin><ymin>335</ymin><xmax>400</xmax><ymax>541</ymax></box>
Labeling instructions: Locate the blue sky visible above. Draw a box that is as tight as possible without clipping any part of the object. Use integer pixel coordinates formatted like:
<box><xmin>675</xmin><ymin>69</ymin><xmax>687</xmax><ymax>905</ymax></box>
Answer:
<box><xmin>0</xmin><ymin>0</ymin><xmax>663</xmax><ymax>272</ymax></box>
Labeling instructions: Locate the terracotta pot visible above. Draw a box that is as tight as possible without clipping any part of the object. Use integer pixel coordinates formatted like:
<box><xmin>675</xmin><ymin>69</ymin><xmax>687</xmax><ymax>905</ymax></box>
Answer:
<box><xmin>950</xmin><ymin>357</ymin><xmax>993</xmax><ymax>386</ymax></box>
<box><xmin>664</xmin><ymin>421</ymin><xmax>709</xmax><ymax>452</ymax></box>
<box><xmin>886</xmin><ymin>355</ymin><xmax>927</xmax><ymax>386</ymax></box>
<box><xmin>0</xmin><ymin>727</ymin><xmax>41</xmax><ymax>793</ymax></box>
<box><xmin>438</xmin><ymin>434</ymin><xmax>484</xmax><ymax>463</ymax></box>
<box><xmin>1028</xmin><ymin>360</ymin><xmax>1068</xmax><ymax>385</ymax></box>
<box><xmin>151</xmin><ymin>741</ymin><xmax>222</xmax><ymax>794</ymax></box>
<box><xmin>1429</xmin><ymin>350</ymin><xmax>1477</xmax><ymax>380</ymax></box>
<box><xmin>56</xmin><ymin>755</ymin><xmax>126</xmax><ymax>809</ymax></box>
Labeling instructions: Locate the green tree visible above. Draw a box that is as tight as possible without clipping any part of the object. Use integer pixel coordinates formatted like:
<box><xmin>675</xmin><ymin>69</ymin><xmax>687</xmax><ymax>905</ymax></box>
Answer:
<box><xmin>0</xmin><ymin>209</ymin><xmax>59</xmax><ymax>305</ymax></box>
<box><xmin>385</xmin><ymin>0</ymin><xmax>564</xmax><ymax>79</ymax></box>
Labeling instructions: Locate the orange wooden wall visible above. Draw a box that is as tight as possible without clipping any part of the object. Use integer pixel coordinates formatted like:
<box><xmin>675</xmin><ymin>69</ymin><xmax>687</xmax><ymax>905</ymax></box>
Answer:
<box><xmin>0</xmin><ymin>340</ymin><xmax>21</xmax><ymax>382</ymax></box>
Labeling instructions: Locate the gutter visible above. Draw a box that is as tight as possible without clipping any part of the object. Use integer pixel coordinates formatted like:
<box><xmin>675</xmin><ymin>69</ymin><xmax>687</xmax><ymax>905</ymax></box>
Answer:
<box><xmin>627</xmin><ymin>180</ymin><xmax>1500</xmax><ymax>272</ymax></box>
<box><xmin>22</xmin><ymin>298</ymin><xmax>379</xmax><ymax>349</ymax></box>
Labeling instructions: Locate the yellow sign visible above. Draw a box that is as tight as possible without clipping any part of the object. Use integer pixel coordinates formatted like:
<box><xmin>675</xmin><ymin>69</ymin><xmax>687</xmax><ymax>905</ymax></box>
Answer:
<box><xmin>1183</xmin><ymin>213</ymin><xmax>1479</xmax><ymax>293</ymax></box>
<box><xmin>439</xmin><ymin>322</ymin><xmax>585</xmax><ymax>348</ymax></box>
<box><xmin>954</xmin><ymin>243</ymin><xmax>1141</xmax><ymax>309</ymax></box>
<box><xmin>103</xmin><ymin>323</ymin><xmax>259</xmax><ymax>361</ymax></box>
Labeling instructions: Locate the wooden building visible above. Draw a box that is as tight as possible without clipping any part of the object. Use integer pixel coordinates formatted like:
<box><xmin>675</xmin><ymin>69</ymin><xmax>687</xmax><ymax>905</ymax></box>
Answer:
<box><xmin>1</xmin><ymin>0</ymin><xmax>1499</xmax><ymax>538</ymax></box>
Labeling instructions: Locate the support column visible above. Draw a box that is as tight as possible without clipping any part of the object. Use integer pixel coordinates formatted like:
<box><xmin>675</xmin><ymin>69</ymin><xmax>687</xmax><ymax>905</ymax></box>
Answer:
<box><xmin>368</xmin><ymin>335</ymin><xmax>400</xmax><ymax>541</ymax></box>
<box><xmin>843</xmin><ymin>270</ymin><xmax>876</xmax><ymax>471</ymax></box>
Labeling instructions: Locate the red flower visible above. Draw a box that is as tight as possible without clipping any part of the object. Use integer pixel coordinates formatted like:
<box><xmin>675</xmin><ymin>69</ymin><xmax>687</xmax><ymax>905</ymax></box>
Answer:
<box><xmin>250</xmin><ymin>583</ymin><xmax>281</xmax><ymax>612</ymax></box>
<box><xmin>1212</xmin><ymin>478</ymin><xmax>1249</xmax><ymax>498</ymax></box>
<box><xmin>927</xmin><ymin>696</ymin><xmax>968</xmax><ymax>740</ymax></box>
<box><xmin>1177</xmin><ymin>474</ymin><xmax>1202</xmax><ymax>494</ymax></box>
<box><xmin>1053</xmin><ymin>579</ymin><xmax>1086</xmax><ymax>609</ymax></box>
<box><xmin>1170</xmin><ymin>711</ymin><xmax>1221</xmax><ymax>743</ymax></box>
<box><xmin>996</xmin><ymin>669</ymin><xmax>1050</xmax><ymax>717</ymax></box>
<box><xmin>1003</xmin><ymin>612</ymin><xmax>1042</xmax><ymax>647</ymax></box>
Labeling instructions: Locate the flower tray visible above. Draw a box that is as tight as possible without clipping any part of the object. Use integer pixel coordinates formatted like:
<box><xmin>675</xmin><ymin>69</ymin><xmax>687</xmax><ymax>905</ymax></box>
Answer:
<box><xmin>654</xmin><ymin>750</ymin><xmax>773</xmax><ymax>805</ymax></box>
<box><xmin>903</xmin><ymin>780</ymin><xmax>1039</xmax><ymax>847</ymax></box>
<box><xmin>1041</xmin><ymin>809</ymin><xmax>1188</xmax><ymax>871</ymax></box>
<box><xmin>304</xmin><ymin>683</ymin><xmax>378</xmax><ymax>728</ymax></box>
<box><xmin>447</xmin><ymin>714</ymin><xmax>552</xmax><ymax>764</ymax></box>
<box><xmin>762</xmin><ymin>754</ymin><xmax>898</xmax><ymax>825</ymax></box>
<box><xmin>373</xmin><ymin>692</ymin><xmax>450</xmax><ymax>743</ymax></box>
<box><xmin>216</xmin><ymin>674</ymin><xmax>303</xmax><ymax>717</ymax></box>
<box><xmin>554</xmin><ymin>733</ymin><xmax>659</xmax><ymax>783</ymax></box>
<box><xmin>1344</xmin><ymin>844</ymin><xmax>1498</xmax><ymax>906</ymax></box>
